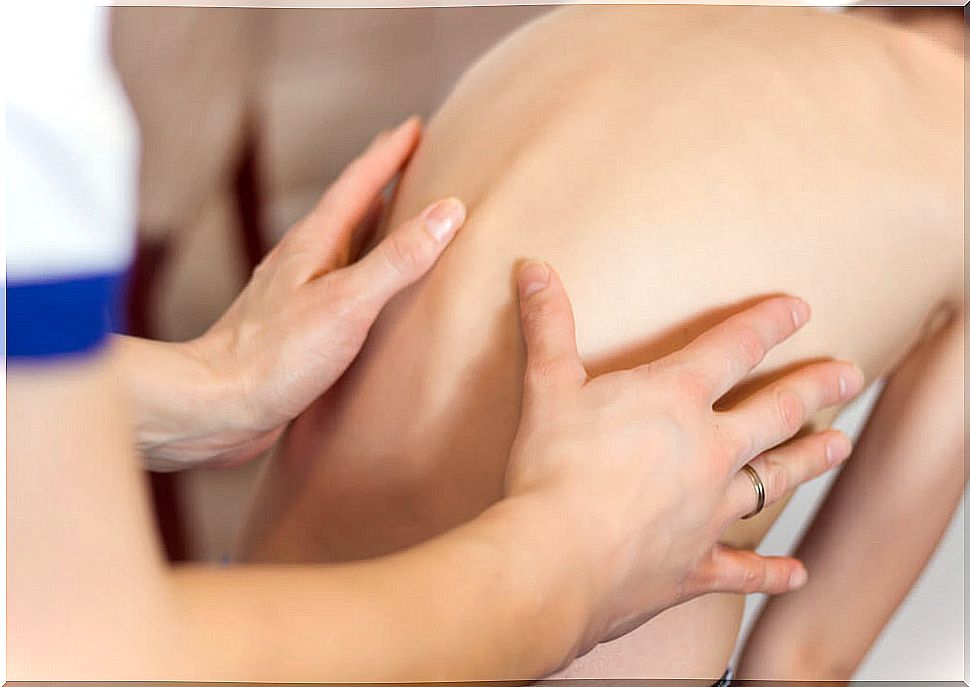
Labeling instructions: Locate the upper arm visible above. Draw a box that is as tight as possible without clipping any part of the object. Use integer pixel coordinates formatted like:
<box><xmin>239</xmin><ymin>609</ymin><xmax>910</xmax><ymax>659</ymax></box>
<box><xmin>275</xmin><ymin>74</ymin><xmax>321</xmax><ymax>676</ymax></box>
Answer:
<box><xmin>6</xmin><ymin>6</ymin><xmax>179</xmax><ymax>676</ymax></box>
<box><xmin>7</xmin><ymin>354</ymin><xmax>181</xmax><ymax>678</ymax></box>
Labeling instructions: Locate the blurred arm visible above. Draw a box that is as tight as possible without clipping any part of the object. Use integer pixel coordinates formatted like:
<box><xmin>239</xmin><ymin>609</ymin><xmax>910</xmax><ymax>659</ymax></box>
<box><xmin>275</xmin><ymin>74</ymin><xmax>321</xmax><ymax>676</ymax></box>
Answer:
<box><xmin>7</xmin><ymin>348</ymin><xmax>584</xmax><ymax>681</ymax></box>
<box><xmin>737</xmin><ymin>304</ymin><xmax>965</xmax><ymax>680</ymax></box>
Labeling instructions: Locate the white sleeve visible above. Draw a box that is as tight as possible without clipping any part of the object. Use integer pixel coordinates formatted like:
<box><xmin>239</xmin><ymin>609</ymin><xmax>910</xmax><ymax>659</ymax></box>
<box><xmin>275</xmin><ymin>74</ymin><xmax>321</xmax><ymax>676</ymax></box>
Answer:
<box><xmin>6</xmin><ymin>4</ymin><xmax>139</xmax><ymax>359</ymax></box>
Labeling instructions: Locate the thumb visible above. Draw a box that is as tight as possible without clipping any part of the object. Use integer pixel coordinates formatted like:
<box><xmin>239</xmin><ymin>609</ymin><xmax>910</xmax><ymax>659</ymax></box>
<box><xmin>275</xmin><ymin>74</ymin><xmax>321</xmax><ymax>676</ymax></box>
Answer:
<box><xmin>516</xmin><ymin>261</ymin><xmax>587</xmax><ymax>393</ymax></box>
<box><xmin>698</xmin><ymin>544</ymin><xmax>808</xmax><ymax>596</ymax></box>
<box><xmin>336</xmin><ymin>197</ymin><xmax>466</xmax><ymax>319</ymax></box>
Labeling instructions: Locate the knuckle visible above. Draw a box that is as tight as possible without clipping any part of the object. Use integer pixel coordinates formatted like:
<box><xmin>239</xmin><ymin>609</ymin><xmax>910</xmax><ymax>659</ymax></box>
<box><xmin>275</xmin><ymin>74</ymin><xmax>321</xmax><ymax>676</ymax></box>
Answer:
<box><xmin>527</xmin><ymin>351</ymin><xmax>580</xmax><ymax>390</ymax></box>
<box><xmin>816</xmin><ymin>436</ymin><xmax>835</xmax><ymax>471</ymax></box>
<box><xmin>736</xmin><ymin>326</ymin><xmax>766</xmax><ymax>368</ymax></box>
<box><xmin>251</xmin><ymin>248</ymin><xmax>317</xmax><ymax>292</ymax></box>
<box><xmin>775</xmin><ymin>388</ymin><xmax>805</xmax><ymax>436</ymax></box>
<box><xmin>721</xmin><ymin>425</ymin><xmax>753</xmax><ymax>462</ymax></box>
<box><xmin>670</xmin><ymin>364</ymin><xmax>710</xmax><ymax>405</ymax></box>
<box><xmin>761</xmin><ymin>455</ymin><xmax>788</xmax><ymax>502</ymax></box>
<box><xmin>381</xmin><ymin>231</ymin><xmax>430</xmax><ymax>276</ymax></box>
<box><xmin>743</xmin><ymin>562</ymin><xmax>766</xmax><ymax>593</ymax></box>
<box><xmin>525</xmin><ymin>359</ymin><xmax>559</xmax><ymax>389</ymax></box>
<box><xmin>522</xmin><ymin>295</ymin><xmax>561</xmax><ymax>330</ymax></box>
<box><xmin>281</xmin><ymin>251</ymin><xmax>322</xmax><ymax>285</ymax></box>
<box><xmin>325</xmin><ymin>275</ymin><xmax>368</xmax><ymax>322</ymax></box>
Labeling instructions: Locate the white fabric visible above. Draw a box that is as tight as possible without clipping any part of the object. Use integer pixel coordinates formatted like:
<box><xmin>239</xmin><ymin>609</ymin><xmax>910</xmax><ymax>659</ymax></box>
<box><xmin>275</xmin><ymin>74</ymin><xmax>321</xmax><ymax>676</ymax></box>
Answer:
<box><xmin>5</xmin><ymin>4</ymin><xmax>138</xmax><ymax>282</ymax></box>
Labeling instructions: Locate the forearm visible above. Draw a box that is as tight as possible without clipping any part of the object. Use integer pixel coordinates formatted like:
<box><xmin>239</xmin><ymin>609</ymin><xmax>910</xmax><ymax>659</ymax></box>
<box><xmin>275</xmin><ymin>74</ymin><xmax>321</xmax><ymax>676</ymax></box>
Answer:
<box><xmin>737</xmin><ymin>305</ymin><xmax>965</xmax><ymax>680</ymax></box>
<box><xmin>21</xmin><ymin>498</ymin><xmax>586</xmax><ymax>681</ymax></box>
<box><xmin>171</xmin><ymin>495</ymin><xmax>587</xmax><ymax>681</ymax></box>
<box><xmin>9</xmin><ymin>349</ymin><xmax>586</xmax><ymax>680</ymax></box>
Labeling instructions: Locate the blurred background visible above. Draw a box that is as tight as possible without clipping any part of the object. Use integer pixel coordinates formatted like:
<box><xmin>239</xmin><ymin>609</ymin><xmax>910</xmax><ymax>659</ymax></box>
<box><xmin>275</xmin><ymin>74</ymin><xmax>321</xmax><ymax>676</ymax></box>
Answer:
<box><xmin>109</xmin><ymin>4</ymin><xmax>551</xmax><ymax>564</ymax></box>
<box><xmin>108</xmin><ymin>5</ymin><xmax>964</xmax><ymax>680</ymax></box>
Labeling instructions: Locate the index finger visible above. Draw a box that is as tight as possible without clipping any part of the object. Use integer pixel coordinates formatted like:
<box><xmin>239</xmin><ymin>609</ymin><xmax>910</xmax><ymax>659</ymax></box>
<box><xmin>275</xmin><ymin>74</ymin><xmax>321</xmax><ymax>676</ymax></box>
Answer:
<box><xmin>287</xmin><ymin>116</ymin><xmax>422</xmax><ymax>261</ymax></box>
<box><xmin>667</xmin><ymin>296</ymin><xmax>811</xmax><ymax>402</ymax></box>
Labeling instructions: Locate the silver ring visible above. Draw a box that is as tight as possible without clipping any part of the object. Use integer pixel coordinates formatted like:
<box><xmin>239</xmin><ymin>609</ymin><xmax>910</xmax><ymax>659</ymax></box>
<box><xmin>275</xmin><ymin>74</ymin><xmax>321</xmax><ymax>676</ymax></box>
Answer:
<box><xmin>740</xmin><ymin>463</ymin><xmax>766</xmax><ymax>520</ymax></box>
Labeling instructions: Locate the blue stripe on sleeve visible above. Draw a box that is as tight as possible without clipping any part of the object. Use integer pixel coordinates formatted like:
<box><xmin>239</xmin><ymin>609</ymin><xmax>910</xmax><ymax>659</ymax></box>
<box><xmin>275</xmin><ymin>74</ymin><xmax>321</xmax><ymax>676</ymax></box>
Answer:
<box><xmin>5</xmin><ymin>270</ymin><xmax>128</xmax><ymax>360</ymax></box>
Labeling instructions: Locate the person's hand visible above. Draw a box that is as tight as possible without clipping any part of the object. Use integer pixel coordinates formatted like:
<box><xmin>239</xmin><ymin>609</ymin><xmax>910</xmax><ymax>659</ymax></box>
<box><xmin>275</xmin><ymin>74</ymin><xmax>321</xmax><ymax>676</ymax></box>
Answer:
<box><xmin>124</xmin><ymin>117</ymin><xmax>467</xmax><ymax>470</ymax></box>
<box><xmin>505</xmin><ymin>261</ymin><xmax>863</xmax><ymax>664</ymax></box>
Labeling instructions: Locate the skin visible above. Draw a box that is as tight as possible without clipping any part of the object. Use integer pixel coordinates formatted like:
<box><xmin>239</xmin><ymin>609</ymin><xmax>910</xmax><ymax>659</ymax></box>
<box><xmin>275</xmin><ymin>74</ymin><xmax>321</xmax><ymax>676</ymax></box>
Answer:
<box><xmin>240</xmin><ymin>5</ymin><xmax>964</xmax><ymax>680</ymax></box>
<box><xmin>737</xmin><ymin>306</ymin><xmax>965</xmax><ymax>680</ymax></box>
<box><xmin>8</xmin><ymin>109</ymin><xmax>854</xmax><ymax>679</ymax></box>
<box><xmin>117</xmin><ymin>117</ymin><xmax>469</xmax><ymax>470</ymax></box>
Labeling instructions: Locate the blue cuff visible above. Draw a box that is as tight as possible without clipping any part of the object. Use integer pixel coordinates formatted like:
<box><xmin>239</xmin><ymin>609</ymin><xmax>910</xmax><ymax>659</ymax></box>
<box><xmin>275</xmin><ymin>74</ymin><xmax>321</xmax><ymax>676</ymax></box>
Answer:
<box><xmin>6</xmin><ymin>270</ymin><xmax>128</xmax><ymax>360</ymax></box>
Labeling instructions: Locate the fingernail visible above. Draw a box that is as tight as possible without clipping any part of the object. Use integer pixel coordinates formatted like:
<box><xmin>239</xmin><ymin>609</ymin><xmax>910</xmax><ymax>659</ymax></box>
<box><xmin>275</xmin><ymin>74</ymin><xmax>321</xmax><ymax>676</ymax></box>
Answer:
<box><xmin>394</xmin><ymin>115</ymin><xmax>420</xmax><ymax>135</ymax></box>
<box><xmin>424</xmin><ymin>197</ymin><xmax>466</xmax><ymax>242</ymax></box>
<box><xmin>826</xmin><ymin>433</ymin><xmax>852</xmax><ymax>467</ymax></box>
<box><xmin>789</xmin><ymin>566</ymin><xmax>808</xmax><ymax>589</ymax></box>
<box><xmin>838</xmin><ymin>364</ymin><xmax>864</xmax><ymax>399</ymax></box>
<box><xmin>372</xmin><ymin>127</ymin><xmax>391</xmax><ymax>145</ymax></box>
<box><xmin>519</xmin><ymin>261</ymin><xmax>550</xmax><ymax>299</ymax></box>
<box><xmin>372</xmin><ymin>117</ymin><xmax>419</xmax><ymax>149</ymax></box>
<box><xmin>790</xmin><ymin>298</ymin><xmax>810</xmax><ymax>328</ymax></box>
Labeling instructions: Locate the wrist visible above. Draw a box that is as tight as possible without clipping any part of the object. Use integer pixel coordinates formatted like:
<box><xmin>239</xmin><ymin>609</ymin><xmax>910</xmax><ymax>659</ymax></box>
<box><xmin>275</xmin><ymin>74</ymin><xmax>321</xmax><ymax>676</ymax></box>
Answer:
<box><xmin>481</xmin><ymin>493</ymin><xmax>600</xmax><ymax>676</ymax></box>
<box><xmin>116</xmin><ymin>335</ymin><xmax>246</xmax><ymax>469</ymax></box>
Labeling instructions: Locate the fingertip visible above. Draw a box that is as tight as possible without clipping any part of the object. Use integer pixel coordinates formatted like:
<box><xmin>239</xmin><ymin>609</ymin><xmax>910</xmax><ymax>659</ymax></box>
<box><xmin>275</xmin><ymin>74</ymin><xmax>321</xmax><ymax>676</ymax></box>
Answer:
<box><xmin>372</xmin><ymin>127</ymin><xmax>392</xmax><ymax>147</ymax></box>
<box><xmin>825</xmin><ymin>430</ymin><xmax>853</xmax><ymax>467</ymax></box>
<box><xmin>369</xmin><ymin>115</ymin><xmax>421</xmax><ymax>157</ymax></box>
<box><xmin>788</xmin><ymin>563</ymin><xmax>808</xmax><ymax>590</ymax></box>
<box><xmin>518</xmin><ymin>260</ymin><xmax>551</xmax><ymax>302</ymax></box>
<box><xmin>423</xmin><ymin>197</ymin><xmax>466</xmax><ymax>243</ymax></box>
<box><xmin>371</xmin><ymin>116</ymin><xmax>416</xmax><ymax>149</ymax></box>
<box><xmin>789</xmin><ymin>296</ymin><xmax>811</xmax><ymax>329</ymax></box>
<box><xmin>514</xmin><ymin>261</ymin><xmax>583</xmax><ymax>389</ymax></box>
<box><xmin>838</xmin><ymin>362</ymin><xmax>865</xmax><ymax>400</ymax></box>
<box><xmin>394</xmin><ymin>115</ymin><xmax>422</xmax><ymax>140</ymax></box>
<box><xmin>852</xmin><ymin>362</ymin><xmax>865</xmax><ymax>388</ymax></box>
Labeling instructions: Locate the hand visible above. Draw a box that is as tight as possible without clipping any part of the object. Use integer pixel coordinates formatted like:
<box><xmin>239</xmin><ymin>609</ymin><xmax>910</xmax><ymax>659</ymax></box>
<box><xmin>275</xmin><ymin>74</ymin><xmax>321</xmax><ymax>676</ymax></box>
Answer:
<box><xmin>127</xmin><ymin>117</ymin><xmax>467</xmax><ymax>469</ymax></box>
<box><xmin>505</xmin><ymin>261</ymin><xmax>863</xmax><ymax>662</ymax></box>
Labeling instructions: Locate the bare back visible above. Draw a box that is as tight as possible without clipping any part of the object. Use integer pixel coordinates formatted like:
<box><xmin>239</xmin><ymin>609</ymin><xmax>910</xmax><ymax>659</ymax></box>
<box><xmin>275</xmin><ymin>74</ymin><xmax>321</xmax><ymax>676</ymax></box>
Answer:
<box><xmin>240</xmin><ymin>6</ymin><xmax>962</xmax><ymax>678</ymax></box>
